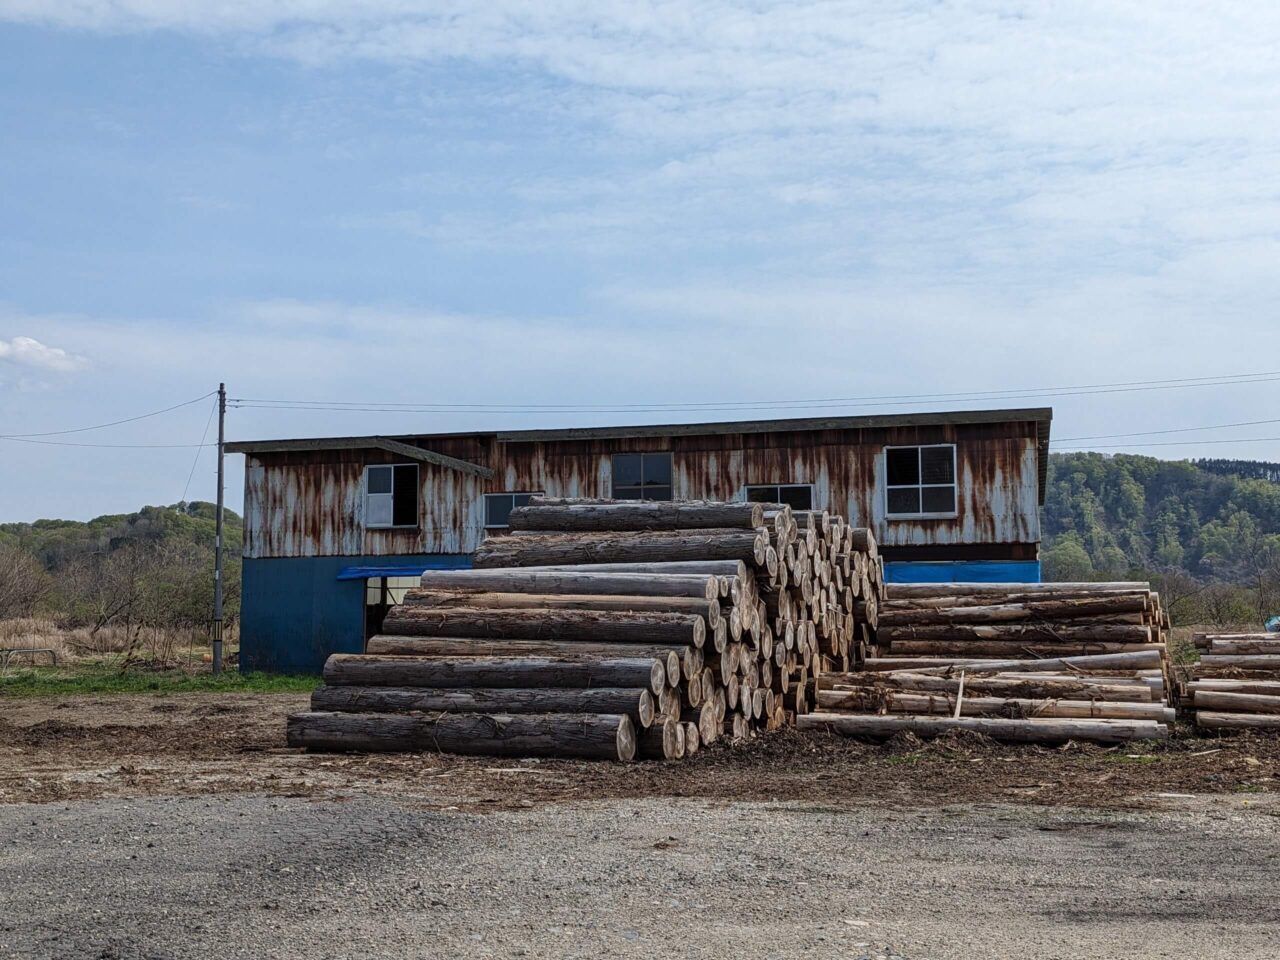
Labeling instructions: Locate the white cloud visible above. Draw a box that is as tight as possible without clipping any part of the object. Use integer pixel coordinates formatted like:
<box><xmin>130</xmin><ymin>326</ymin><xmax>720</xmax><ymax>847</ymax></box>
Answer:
<box><xmin>0</xmin><ymin>335</ymin><xmax>85</xmax><ymax>372</ymax></box>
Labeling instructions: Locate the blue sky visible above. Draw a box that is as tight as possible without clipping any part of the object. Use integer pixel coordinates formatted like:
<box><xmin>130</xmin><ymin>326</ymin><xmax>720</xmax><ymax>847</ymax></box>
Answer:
<box><xmin>2</xmin><ymin>2</ymin><xmax>1279</xmax><ymax>520</ymax></box>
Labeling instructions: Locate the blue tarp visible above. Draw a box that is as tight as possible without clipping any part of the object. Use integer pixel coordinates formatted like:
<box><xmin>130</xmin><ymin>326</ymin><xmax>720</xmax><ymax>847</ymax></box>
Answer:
<box><xmin>335</xmin><ymin>560</ymin><xmax>470</xmax><ymax>581</ymax></box>
<box><xmin>883</xmin><ymin>560</ymin><xmax>1041</xmax><ymax>584</ymax></box>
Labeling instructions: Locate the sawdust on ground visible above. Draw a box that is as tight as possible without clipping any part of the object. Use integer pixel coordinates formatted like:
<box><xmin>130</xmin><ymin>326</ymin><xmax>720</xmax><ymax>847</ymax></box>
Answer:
<box><xmin>2</xmin><ymin>692</ymin><xmax>1277</xmax><ymax>809</ymax></box>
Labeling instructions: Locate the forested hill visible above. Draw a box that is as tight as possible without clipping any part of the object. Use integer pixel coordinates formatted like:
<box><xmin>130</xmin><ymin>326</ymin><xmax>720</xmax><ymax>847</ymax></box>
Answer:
<box><xmin>1043</xmin><ymin>454</ymin><xmax>1280</xmax><ymax>582</ymax></box>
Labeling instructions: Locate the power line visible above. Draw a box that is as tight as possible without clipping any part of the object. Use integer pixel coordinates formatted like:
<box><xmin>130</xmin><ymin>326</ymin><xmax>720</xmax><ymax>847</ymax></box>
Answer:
<box><xmin>1055</xmin><ymin>435</ymin><xmax>1280</xmax><ymax>450</ymax></box>
<box><xmin>0</xmin><ymin>436</ymin><xmax>216</xmax><ymax>449</ymax></box>
<box><xmin>180</xmin><ymin>397</ymin><xmax>220</xmax><ymax>504</ymax></box>
<box><xmin>0</xmin><ymin>390</ymin><xmax>216</xmax><ymax>439</ymax></box>
<box><xmin>228</xmin><ymin>369</ymin><xmax>1280</xmax><ymax>416</ymax></box>
<box><xmin>1056</xmin><ymin>416</ymin><xmax>1280</xmax><ymax>443</ymax></box>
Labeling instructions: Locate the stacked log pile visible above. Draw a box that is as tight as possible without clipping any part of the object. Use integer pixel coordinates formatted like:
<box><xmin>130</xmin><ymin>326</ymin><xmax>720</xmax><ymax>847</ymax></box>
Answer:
<box><xmin>799</xmin><ymin>581</ymin><xmax>1175</xmax><ymax>744</ymax></box>
<box><xmin>288</xmin><ymin>497</ymin><xmax>886</xmax><ymax>761</ymax></box>
<box><xmin>1185</xmin><ymin>632</ymin><xmax>1280</xmax><ymax>731</ymax></box>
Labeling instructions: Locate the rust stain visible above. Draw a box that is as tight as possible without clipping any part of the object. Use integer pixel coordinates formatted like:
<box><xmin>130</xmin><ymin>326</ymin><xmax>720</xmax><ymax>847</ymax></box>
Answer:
<box><xmin>242</xmin><ymin>424</ymin><xmax>1040</xmax><ymax>559</ymax></box>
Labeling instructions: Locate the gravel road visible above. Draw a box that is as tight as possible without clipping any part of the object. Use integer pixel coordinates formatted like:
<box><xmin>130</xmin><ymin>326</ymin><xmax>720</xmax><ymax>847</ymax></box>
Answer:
<box><xmin>3</xmin><ymin>793</ymin><xmax>1278</xmax><ymax>960</ymax></box>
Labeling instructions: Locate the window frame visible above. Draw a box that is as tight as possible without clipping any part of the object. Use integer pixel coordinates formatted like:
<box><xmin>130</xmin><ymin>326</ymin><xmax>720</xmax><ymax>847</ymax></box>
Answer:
<box><xmin>609</xmin><ymin>452</ymin><xmax>674</xmax><ymax>501</ymax></box>
<box><xmin>883</xmin><ymin>444</ymin><xmax>958</xmax><ymax>520</ymax></box>
<box><xmin>743</xmin><ymin>483</ymin><xmax>815</xmax><ymax>511</ymax></box>
<box><xmin>363</xmin><ymin>463</ymin><xmax>421</xmax><ymax>530</ymax></box>
<box><xmin>483</xmin><ymin>491</ymin><xmax>543</xmax><ymax>530</ymax></box>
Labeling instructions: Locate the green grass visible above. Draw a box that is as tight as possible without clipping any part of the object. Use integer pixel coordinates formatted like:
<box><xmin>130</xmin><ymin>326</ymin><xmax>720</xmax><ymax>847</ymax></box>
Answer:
<box><xmin>0</xmin><ymin>664</ymin><xmax>318</xmax><ymax>697</ymax></box>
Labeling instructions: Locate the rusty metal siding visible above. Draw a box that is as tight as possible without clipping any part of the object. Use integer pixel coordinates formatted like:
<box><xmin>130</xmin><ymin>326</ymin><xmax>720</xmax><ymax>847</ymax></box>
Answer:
<box><xmin>241</xmin><ymin>422</ymin><xmax>1041</xmax><ymax>559</ymax></box>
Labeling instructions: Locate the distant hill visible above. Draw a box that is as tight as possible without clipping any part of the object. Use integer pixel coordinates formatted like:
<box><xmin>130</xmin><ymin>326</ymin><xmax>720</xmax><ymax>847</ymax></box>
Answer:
<box><xmin>1043</xmin><ymin>453</ymin><xmax>1280</xmax><ymax>582</ymax></box>
<box><xmin>0</xmin><ymin>502</ymin><xmax>242</xmax><ymax>570</ymax></box>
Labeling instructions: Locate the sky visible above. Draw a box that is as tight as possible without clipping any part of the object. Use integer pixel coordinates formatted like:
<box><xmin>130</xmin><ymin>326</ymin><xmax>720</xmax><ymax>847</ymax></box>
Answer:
<box><xmin>1</xmin><ymin>2</ymin><xmax>1279</xmax><ymax>521</ymax></box>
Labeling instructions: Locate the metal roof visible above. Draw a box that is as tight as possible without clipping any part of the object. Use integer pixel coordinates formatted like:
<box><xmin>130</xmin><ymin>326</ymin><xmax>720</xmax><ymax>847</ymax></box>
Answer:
<box><xmin>226</xmin><ymin>406</ymin><xmax>1054</xmax><ymax>503</ymax></box>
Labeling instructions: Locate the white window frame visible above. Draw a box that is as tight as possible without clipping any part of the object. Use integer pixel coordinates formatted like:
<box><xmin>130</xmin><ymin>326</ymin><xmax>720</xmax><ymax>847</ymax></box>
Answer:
<box><xmin>884</xmin><ymin>444</ymin><xmax>958</xmax><ymax>519</ymax></box>
<box><xmin>742</xmin><ymin>483</ymin><xmax>815</xmax><ymax>510</ymax></box>
<box><xmin>483</xmin><ymin>491</ymin><xmax>543</xmax><ymax>529</ymax></box>
<box><xmin>364</xmin><ymin>463</ymin><xmax>420</xmax><ymax>530</ymax></box>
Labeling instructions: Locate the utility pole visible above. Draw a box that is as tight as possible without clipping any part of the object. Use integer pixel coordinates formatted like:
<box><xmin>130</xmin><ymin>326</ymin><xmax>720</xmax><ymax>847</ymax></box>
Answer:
<box><xmin>212</xmin><ymin>382</ymin><xmax>226</xmax><ymax>674</ymax></box>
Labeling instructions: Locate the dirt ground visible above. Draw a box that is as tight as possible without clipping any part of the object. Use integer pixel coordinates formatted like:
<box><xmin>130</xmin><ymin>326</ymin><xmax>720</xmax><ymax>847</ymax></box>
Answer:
<box><xmin>2</xmin><ymin>692</ymin><xmax>1279</xmax><ymax>810</ymax></box>
<box><xmin>3</xmin><ymin>693</ymin><xmax>1280</xmax><ymax>959</ymax></box>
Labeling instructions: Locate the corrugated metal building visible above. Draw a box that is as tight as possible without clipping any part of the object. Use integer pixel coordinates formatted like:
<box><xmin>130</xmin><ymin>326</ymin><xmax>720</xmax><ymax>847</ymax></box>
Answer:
<box><xmin>227</xmin><ymin>407</ymin><xmax>1051</xmax><ymax>672</ymax></box>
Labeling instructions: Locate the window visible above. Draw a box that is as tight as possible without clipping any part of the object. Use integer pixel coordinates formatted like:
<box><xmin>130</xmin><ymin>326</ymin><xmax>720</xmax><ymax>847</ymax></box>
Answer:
<box><xmin>611</xmin><ymin>452</ymin><xmax>673</xmax><ymax>500</ymax></box>
<box><xmin>365</xmin><ymin>464</ymin><xmax>419</xmax><ymax>528</ymax></box>
<box><xmin>485</xmin><ymin>492</ymin><xmax>540</xmax><ymax>529</ymax></box>
<box><xmin>745</xmin><ymin>484</ymin><xmax>814</xmax><ymax>510</ymax></box>
<box><xmin>885</xmin><ymin>445</ymin><xmax>957</xmax><ymax>517</ymax></box>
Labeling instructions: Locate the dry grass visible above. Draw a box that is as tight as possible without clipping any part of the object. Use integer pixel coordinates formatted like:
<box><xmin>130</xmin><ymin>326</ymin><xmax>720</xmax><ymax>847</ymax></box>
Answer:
<box><xmin>0</xmin><ymin>618</ymin><xmax>238</xmax><ymax>669</ymax></box>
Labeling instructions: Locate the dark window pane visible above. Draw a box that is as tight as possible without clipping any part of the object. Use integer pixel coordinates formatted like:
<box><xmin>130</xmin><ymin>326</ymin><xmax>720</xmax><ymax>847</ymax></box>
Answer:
<box><xmin>921</xmin><ymin>446</ymin><xmax>955</xmax><ymax>484</ymax></box>
<box><xmin>612</xmin><ymin>486</ymin><xmax>645</xmax><ymax>500</ymax></box>
<box><xmin>886</xmin><ymin>448</ymin><xmax>919</xmax><ymax>486</ymax></box>
<box><xmin>643</xmin><ymin>485</ymin><xmax>672</xmax><ymax>502</ymax></box>
<box><xmin>612</xmin><ymin>454</ymin><xmax>643</xmax><ymax>488</ymax></box>
<box><xmin>486</xmin><ymin>494</ymin><xmax>513</xmax><ymax>527</ymax></box>
<box><xmin>392</xmin><ymin>465</ymin><xmax>419</xmax><ymax>526</ymax></box>
<box><xmin>921</xmin><ymin>486</ymin><xmax>956</xmax><ymax>514</ymax></box>
<box><xmin>780</xmin><ymin>486</ymin><xmax>813</xmax><ymax>510</ymax></box>
<box><xmin>642</xmin><ymin>453</ymin><xmax>672</xmax><ymax>486</ymax></box>
<box><xmin>746</xmin><ymin>486</ymin><xmax>778</xmax><ymax>503</ymax></box>
<box><xmin>513</xmin><ymin>493</ymin><xmax>534</xmax><ymax>508</ymax></box>
<box><xmin>366</xmin><ymin>465</ymin><xmax>393</xmax><ymax>495</ymax></box>
<box><xmin>887</xmin><ymin>487</ymin><xmax>921</xmax><ymax>515</ymax></box>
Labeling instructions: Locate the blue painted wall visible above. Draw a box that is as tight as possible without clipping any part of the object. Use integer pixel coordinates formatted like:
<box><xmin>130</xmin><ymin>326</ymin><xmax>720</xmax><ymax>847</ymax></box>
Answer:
<box><xmin>883</xmin><ymin>560</ymin><xmax>1041</xmax><ymax>584</ymax></box>
<box><xmin>240</xmin><ymin>553</ymin><xmax>471</xmax><ymax>674</ymax></box>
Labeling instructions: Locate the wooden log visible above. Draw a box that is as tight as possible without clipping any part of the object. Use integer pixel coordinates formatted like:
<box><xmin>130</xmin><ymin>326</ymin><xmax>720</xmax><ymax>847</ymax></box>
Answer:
<box><xmin>508</xmin><ymin>560</ymin><xmax>750</xmax><ymax>579</ymax></box>
<box><xmin>878</xmin><ymin>596</ymin><xmax>1148</xmax><ymax>626</ymax></box>
<box><xmin>682</xmin><ymin>722</ymin><xmax>701</xmax><ymax>755</ymax></box>
<box><xmin>1207</xmin><ymin>639</ymin><xmax>1280</xmax><ymax>655</ymax></box>
<box><xmin>882</xmin><ymin>590</ymin><xmax>1151</xmax><ymax>610</ymax></box>
<box><xmin>311</xmin><ymin>685</ymin><xmax>658</xmax><ymax>727</ymax></box>
<box><xmin>878</xmin><ymin>624</ymin><xmax>1152</xmax><ymax>643</ymax></box>
<box><xmin>886</xmin><ymin>640</ymin><xmax>1157</xmax><ymax>657</ymax></box>
<box><xmin>1186</xmin><ymin>679</ymin><xmax>1280</xmax><ymax>696</ymax></box>
<box><xmin>287</xmin><ymin>710</ymin><xmax>637</xmax><ymax>760</ymax></box>
<box><xmin>1195</xmin><ymin>711</ymin><xmax>1280</xmax><ymax>731</ymax></box>
<box><xmin>364</xmin><ymin>636</ymin><xmax>684</xmax><ymax>684</ymax></box>
<box><xmin>815</xmin><ymin>690</ymin><xmax>1171</xmax><ymax>721</ymax></box>
<box><xmin>510</xmin><ymin>500</ymin><xmax>763</xmax><ymax>531</ymax></box>
<box><xmin>418</xmin><ymin>569</ymin><xmax>719</xmax><ymax>601</ymax></box>
<box><xmin>403</xmin><ymin>590</ymin><xmax>721</xmax><ymax>628</ymax></box>
<box><xmin>473</xmin><ymin>529</ymin><xmax>767</xmax><ymax>569</ymax></box>
<box><xmin>886</xmin><ymin>581</ymin><xmax>1150</xmax><ymax>599</ymax></box>
<box><xmin>638</xmin><ymin>717</ymin><xmax>685</xmax><ymax>760</ymax></box>
<box><xmin>323</xmin><ymin>654</ymin><xmax>668</xmax><ymax>695</ymax></box>
<box><xmin>1193</xmin><ymin>655</ymin><xmax>1280</xmax><ymax>670</ymax></box>
<box><xmin>819</xmin><ymin>672</ymin><xmax>1153</xmax><ymax>702</ymax></box>
<box><xmin>1190</xmin><ymin>690</ymin><xmax>1280</xmax><ymax>714</ymax></box>
<box><xmin>798</xmin><ymin>712</ymin><xmax>1167</xmax><ymax>743</ymax></box>
<box><xmin>383</xmin><ymin>606</ymin><xmax>705</xmax><ymax>648</ymax></box>
<box><xmin>881</xmin><ymin>649</ymin><xmax>1166</xmax><ymax>676</ymax></box>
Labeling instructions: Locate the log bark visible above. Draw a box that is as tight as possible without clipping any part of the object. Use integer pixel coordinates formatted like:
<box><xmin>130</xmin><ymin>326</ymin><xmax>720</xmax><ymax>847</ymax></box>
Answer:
<box><xmin>364</xmin><ymin>636</ymin><xmax>685</xmax><ymax>686</ymax></box>
<box><xmin>287</xmin><ymin>710</ymin><xmax>637</xmax><ymax>760</ymax></box>
<box><xmin>472</xmin><ymin>529</ymin><xmax>766</xmax><ymax>569</ymax></box>
<box><xmin>878</xmin><ymin>624</ymin><xmax>1152</xmax><ymax>643</ymax></box>
<box><xmin>402</xmin><ymin>590</ymin><xmax>721</xmax><ymax>628</ymax></box>
<box><xmin>798</xmin><ymin>712</ymin><xmax>1167</xmax><ymax>743</ymax></box>
<box><xmin>638</xmin><ymin>717</ymin><xmax>685</xmax><ymax>759</ymax></box>
<box><xmin>886</xmin><ymin>581</ymin><xmax>1150</xmax><ymax>599</ymax></box>
<box><xmin>323</xmin><ymin>654</ymin><xmax>669</xmax><ymax>695</ymax></box>
<box><xmin>382</xmin><ymin>606</ymin><xmax>705</xmax><ymax>648</ymax></box>
<box><xmin>815</xmin><ymin>690</ymin><xmax>1171</xmax><ymax>721</ymax></box>
<box><xmin>1193</xmin><ymin>655</ymin><xmax>1280</xmax><ymax>670</ymax></box>
<box><xmin>881</xmin><ymin>590</ymin><xmax>1151</xmax><ymax>610</ymax></box>
<box><xmin>1206</xmin><ymin>639</ymin><xmax>1280</xmax><ymax>655</ymax></box>
<box><xmin>1194</xmin><ymin>711</ymin><xmax>1280</xmax><ymax>731</ymax></box>
<box><xmin>819</xmin><ymin>673</ymin><xmax>1153</xmax><ymax>702</ymax></box>
<box><xmin>505</xmin><ymin>560</ymin><xmax>750</xmax><ymax>579</ymax></box>
<box><xmin>878</xmin><ymin>596</ymin><xmax>1148</xmax><ymax>626</ymax></box>
<box><xmin>509</xmin><ymin>501</ymin><xmax>763</xmax><ymax>531</ymax></box>
<box><xmin>312</xmin><ymin>685</ymin><xmax>657</xmax><ymax>727</ymax></box>
<box><xmin>886</xmin><ymin>640</ymin><xmax>1156</xmax><ymax>657</ymax></box>
<box><xmin>1189</xmin><ymin>690</ymin><xmax>1280</xmax><ymax>714</ymax></box>
<box><xmin>873</xmin><ymin>649</ymin><xmax>1166</xmax><ymax>676</ymax></box>
<box><xmin>418</xmin><ymin>569</ymin><xmax>718</xmax><ymax>600</ymax></box>
<box><xmin>1186</xmin><ymin>679</ymin><xmax>1280</xmax><ymax>696</ymax></box>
